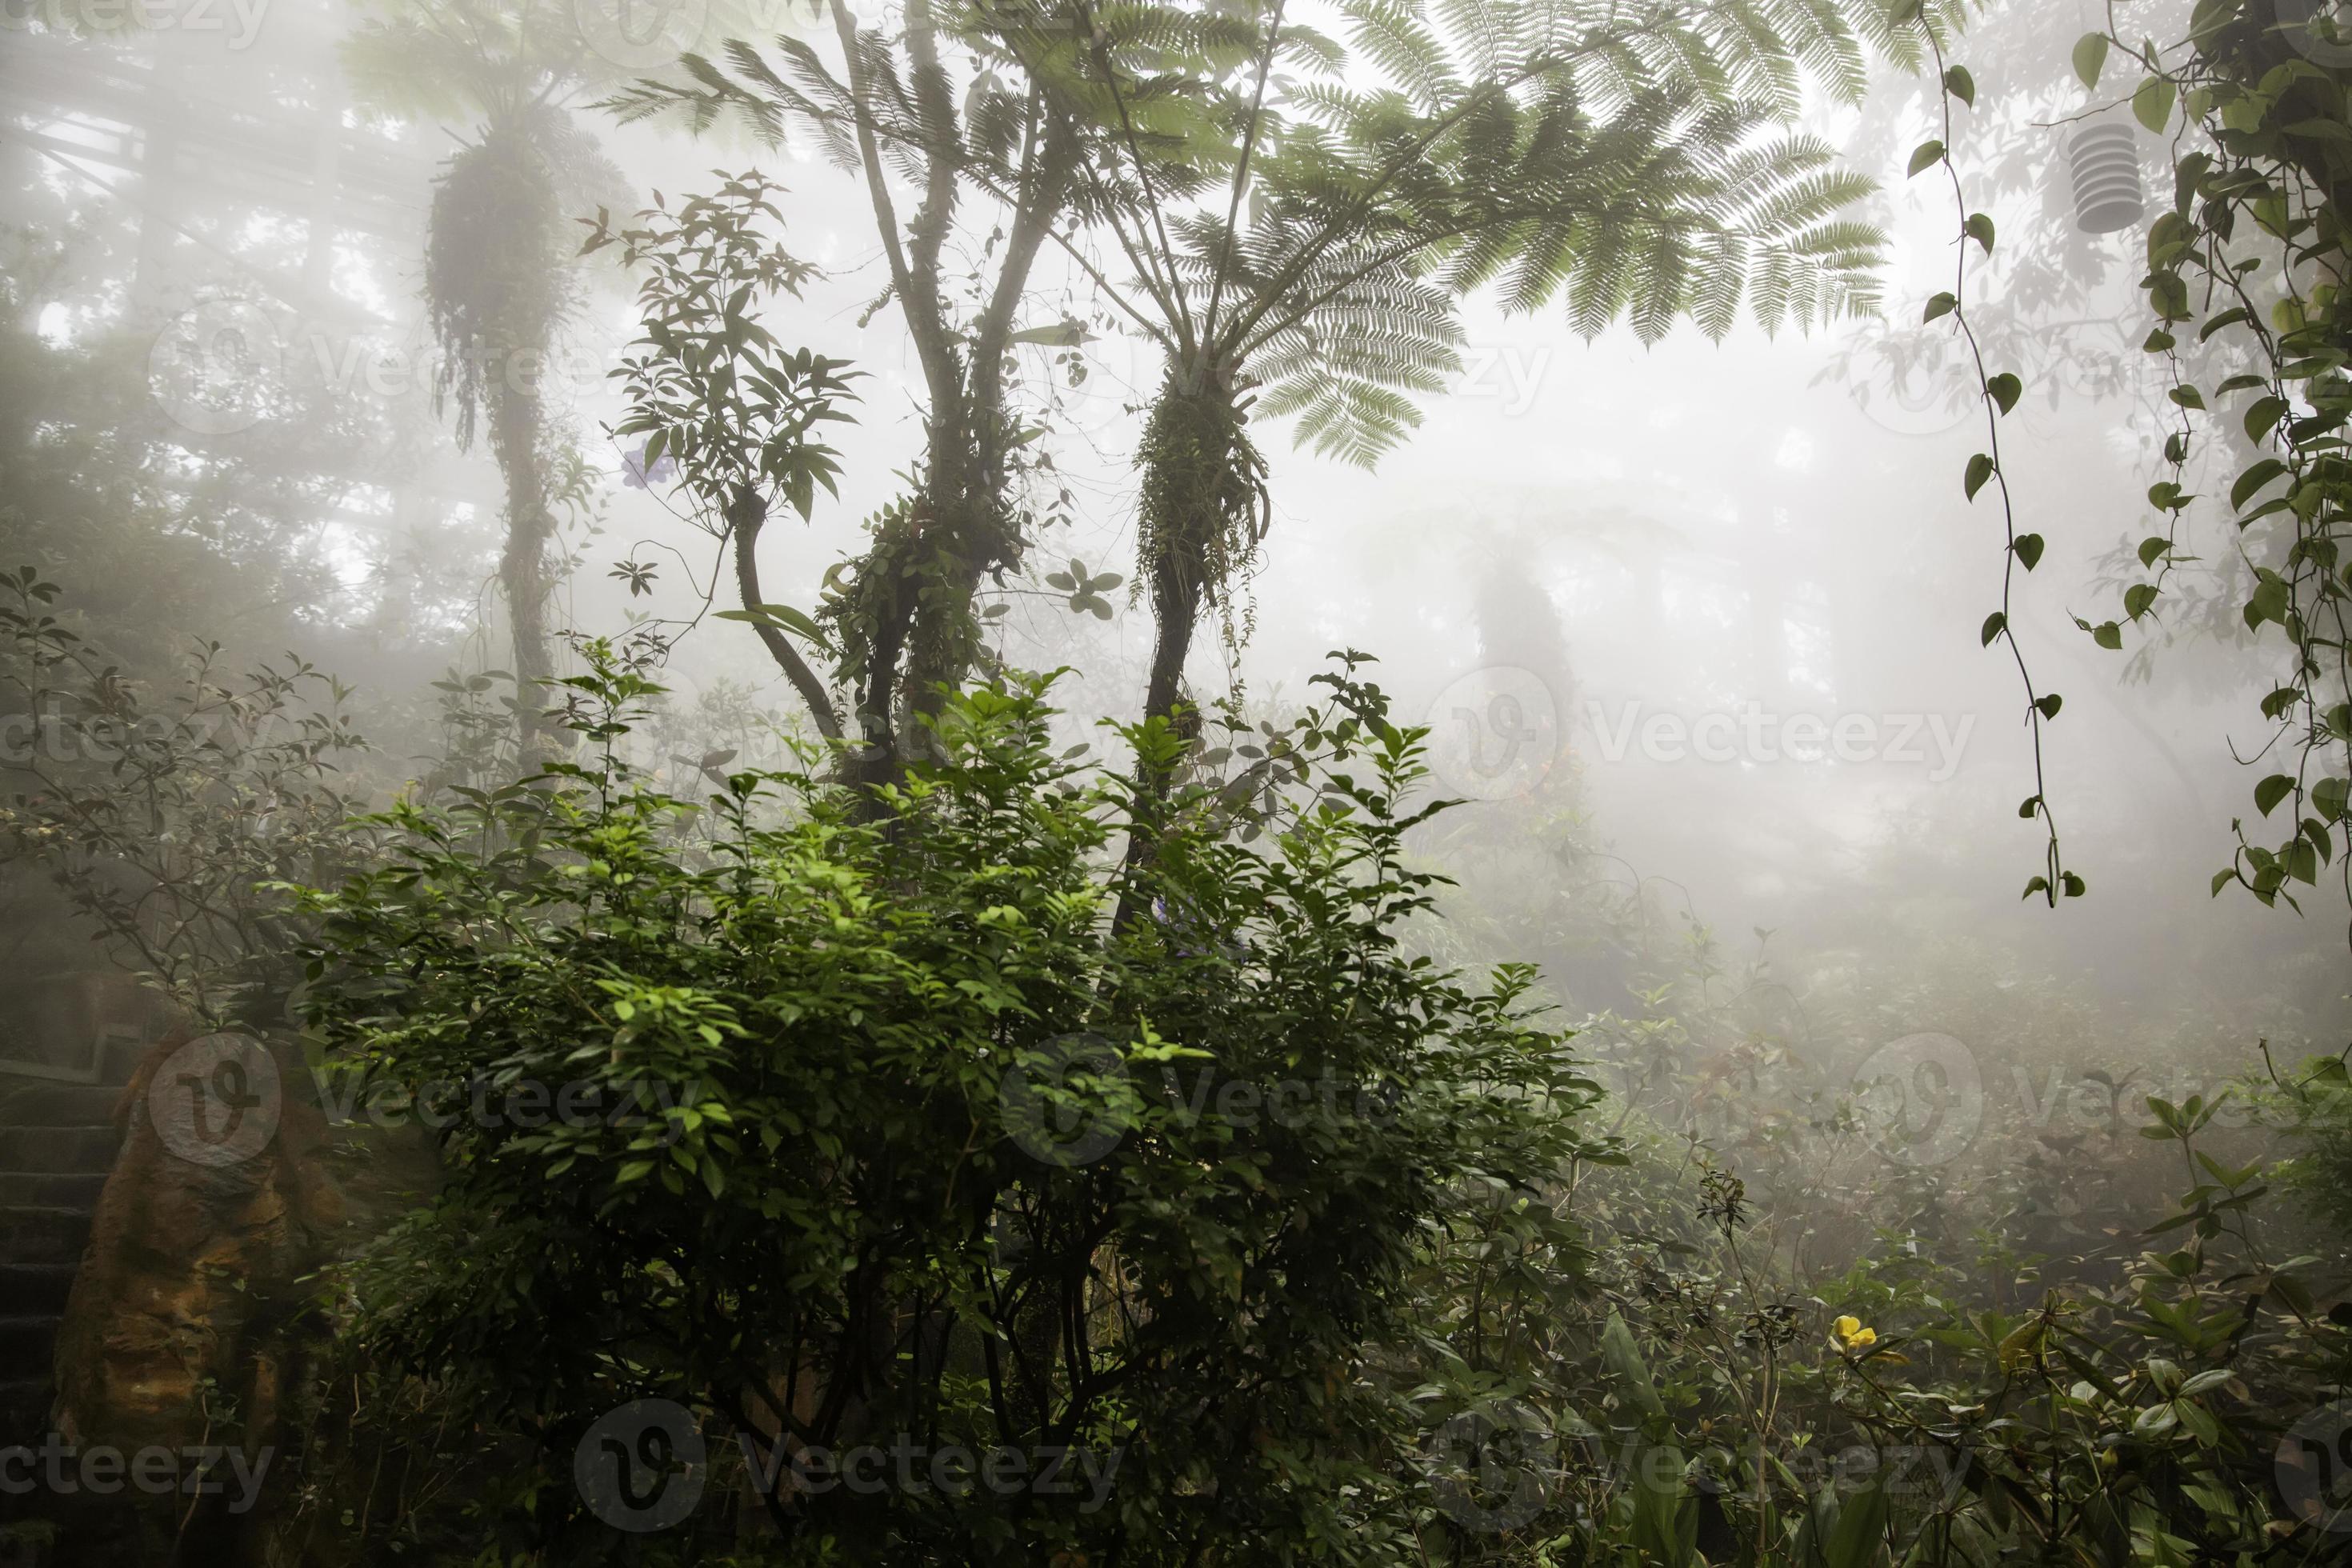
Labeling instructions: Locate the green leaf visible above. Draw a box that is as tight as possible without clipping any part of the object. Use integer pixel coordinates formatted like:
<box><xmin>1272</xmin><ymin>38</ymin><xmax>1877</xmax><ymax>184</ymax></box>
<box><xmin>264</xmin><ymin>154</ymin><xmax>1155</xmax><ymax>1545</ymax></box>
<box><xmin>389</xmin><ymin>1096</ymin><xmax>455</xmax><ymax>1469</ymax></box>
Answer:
<box><xmin>1981</xmin><ymin>612</ymin><xmax>2007</xmax><ymax>647</ymax></box>
<box><xmin>2246</xmin><ymin>395</ymin><xmax>2290</xmax><ymax>442</ymax></box>
<box><xmin>2062</xmin><ymin>871</ymin><xmax>2087</xmax><ymax>898</ymax></box>
<box><xmin>2011</xmin><ymin>533</ymin><xmax>2044</xmax><ymax>569</ymax></box>
<box><xmin>2019</xmin><ymin>794</ymin><xmax>2042</xmax><ymax>818</ymax></box>
<box><xmin>1601</xmin><ymin>1311</ymin><xmax>1666</xmax><ymax>1419</ymax></box>
<box><xmin>1826</xmin><ymin>1478</ymin><xmax>1890</xmax><ymax>1568</ymax></box>
<box><xmin>2255</xmin><ymin>774</ymin><xmax>2298</xmax><ymax>816</ymax></box>
<box><xmin>1009</xmin><ymin>320</ymin><xmax>1092</xmax><ymax>346</ymax></box>
<box><xmin>2074</xmin><ymin>32</ymin><xmax>2110</xmax><ymax>89</ymax></box>
<box><xmin>2199</xmin><ymin>308</ymin><xmax>2251</xmax><ymax>342</ymax></box>
<box><xmin>2124</xmin><ymin>583</ymin><xmax>2159</xmax><ymax>619</ymax></box>
<box><xmin>2134</xmin><ymin>74</ymin><xmax>2178</xmax><ymax>134</ymax></box>
<box><xmin>2232</xmin><ymin>458</ymin><xmax>2290</xmax><ymax>510</ymax></box>
<box><xmin>1965</xmin><ymin>453</ymin><xmax>1996</xmax><ymax>499</ymax></box>
<box><xmin>1965</xmin><ymin>212</ymin><xmax>1997</xmax><ymax>252</ymax></box>
<box><xmin>2138</xmin><ymin>534</ymin><xmax>2171</xmax><ymax>568</ymax></box>
<box><xmin>1908</xmin><ymin>139</ymin><xmax>1946</xmax><ymax>177</ymax></box>
<box><xmin>2023</xmin><ymin>875</ymin><xmax>2052</xmax><ymax>899</ymax></box>
<box><xmin>2315</xmin><ymin>776</ymin><xmax>2350</xmax><ymax>822</ymax></box>
<box><xmin>1987</xmin><ymin>372</ymin><xmax>2022</xmax><ymax>414</ymax></box>
<box><xmin>1944</xmin><ymin>66</ymin><xmax>1976</xmax><ymax>106</ymax></box>
<box><xmin>1923</xmin><ymin>293</ymin><xmax>1958</xmax><ymax>323</ymax></box>
<box><xmin>2091</xmin><ymin>620</ymin><xmax>2123</xmax><ymax>650</ymax></box>
<box><xmin>715</xmin><ymin>603</ymin><xmax>827</xmax><ymax>644</ymax></box>
<box><xmin>2035</xmin><ymin>693</ymin><xmax>2064</xmax><ymax>720</ymax></box>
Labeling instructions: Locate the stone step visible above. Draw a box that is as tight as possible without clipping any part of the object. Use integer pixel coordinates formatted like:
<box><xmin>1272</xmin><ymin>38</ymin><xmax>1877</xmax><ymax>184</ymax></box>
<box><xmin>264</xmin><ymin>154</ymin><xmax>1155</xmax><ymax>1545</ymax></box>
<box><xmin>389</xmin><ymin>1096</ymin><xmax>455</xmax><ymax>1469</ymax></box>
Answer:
<box><xmin>0</xmin><ymin>1377</ymin><xmax>50</xmax><ymax>1446</ymax></box>
<box><xmin>2</xmin><ymin>1124</ymin><xmax>118</xmax><ymax>1176</ymax></box>
<box><xmin>0</xmin><ymin>1318</ymin><xmax>56</xmax><ymax>1373</ymax></box>
<box><xmin>0</xmin><ymin>1266</ymin><xmax>75</xmax><ymax>1317</ymax></box>
<box><xmin>0</xmin><ymin>1082</ymin><xmax>122</xmax><ymax>1130</ymax></box>
<box><xmin>0</xmin><ymin>1126</ymin><xmax>118</xmax><ymax>1175</ymax></box>
<box><xmin>0</xmin><ymin>1173</ymin><xmax>106</xmax><ymax>1210</ymax></box>
<box><xmin>0</xmin><ymin>1209</ymin><xmax>93</xmax><ymax>1269</ymax></box>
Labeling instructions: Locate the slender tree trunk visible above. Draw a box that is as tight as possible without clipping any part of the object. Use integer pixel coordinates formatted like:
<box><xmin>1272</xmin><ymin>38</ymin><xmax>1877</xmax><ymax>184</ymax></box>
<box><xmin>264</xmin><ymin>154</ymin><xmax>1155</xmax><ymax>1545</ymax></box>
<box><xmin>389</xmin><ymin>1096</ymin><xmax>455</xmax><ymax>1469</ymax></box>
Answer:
<box><xmin>1134</xmin><ymin>365</ymin><xmax>1257</xmax><ymax>759</ymax></box>
<box><xmin>729</xmin><ymin>487</ymin><xmax>843</xmax><ymax>742</ymax></box>
<box><xmin>1115</xmin><ymin>365</ymin><xmax>1262</xmax><ymax>929</ymax></box>
<box><xmin>487</xmin><ymin>378</ymin><xmax>554</xmax><ymax>751</ymax></box>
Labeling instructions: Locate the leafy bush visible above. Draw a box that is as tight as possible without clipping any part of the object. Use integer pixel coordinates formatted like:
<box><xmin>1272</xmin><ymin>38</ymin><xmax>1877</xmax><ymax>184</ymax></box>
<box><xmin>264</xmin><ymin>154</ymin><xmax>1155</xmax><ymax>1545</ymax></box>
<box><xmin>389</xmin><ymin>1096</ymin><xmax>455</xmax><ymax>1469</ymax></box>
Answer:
<box><xmin>290</xmin><ymin>646</ymin><xmax>1609</xmax><ymax>1562</ymax></box>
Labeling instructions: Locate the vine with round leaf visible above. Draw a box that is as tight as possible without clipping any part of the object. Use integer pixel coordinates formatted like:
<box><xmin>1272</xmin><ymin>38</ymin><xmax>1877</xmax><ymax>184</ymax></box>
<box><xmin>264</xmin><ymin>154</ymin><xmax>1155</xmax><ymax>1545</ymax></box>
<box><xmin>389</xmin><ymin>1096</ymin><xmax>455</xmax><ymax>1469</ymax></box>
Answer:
<box><xmin>1897</xmin><ymin>0</ymin><xmax>2083</xmax><ymax>910</ymax></box>
<box><xmin>2068</xmin><ymin>2</ymin><xmax>2352</xmax><ymax>942</ymax></box>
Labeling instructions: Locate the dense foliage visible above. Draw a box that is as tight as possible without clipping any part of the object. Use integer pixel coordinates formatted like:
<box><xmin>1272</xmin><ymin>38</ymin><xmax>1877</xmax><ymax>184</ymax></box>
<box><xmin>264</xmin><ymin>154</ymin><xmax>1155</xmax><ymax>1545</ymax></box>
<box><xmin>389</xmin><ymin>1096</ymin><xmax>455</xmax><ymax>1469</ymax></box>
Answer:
<box><xmin>6</xmin><ymin>3</ymin><xmax>2352</xmax><ymax>1566</ymax></box>
<box><xmin>286</xmin><ymin>648</ymin><xmax>1610</xmax><ymax>1562</ymax></box>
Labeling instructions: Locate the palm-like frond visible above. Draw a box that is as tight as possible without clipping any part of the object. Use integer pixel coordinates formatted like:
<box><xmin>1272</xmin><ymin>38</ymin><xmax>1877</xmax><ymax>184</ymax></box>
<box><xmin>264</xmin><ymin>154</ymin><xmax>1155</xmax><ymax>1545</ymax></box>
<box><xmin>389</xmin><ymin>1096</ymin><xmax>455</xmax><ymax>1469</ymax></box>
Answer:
<box><xmin>1124</xmin><ymin>0</ymin><xmax>1978</xmax><ymax>462</ymax></box>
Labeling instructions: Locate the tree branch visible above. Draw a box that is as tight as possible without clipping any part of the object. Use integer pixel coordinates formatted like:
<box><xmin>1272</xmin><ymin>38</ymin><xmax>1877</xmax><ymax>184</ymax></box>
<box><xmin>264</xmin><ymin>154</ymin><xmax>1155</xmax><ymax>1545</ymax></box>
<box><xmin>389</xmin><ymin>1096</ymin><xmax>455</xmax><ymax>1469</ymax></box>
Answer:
<box><xmin>728</xmin><ymin>486</ymin><xmax>843</xmax><ymax>742</ymax></box>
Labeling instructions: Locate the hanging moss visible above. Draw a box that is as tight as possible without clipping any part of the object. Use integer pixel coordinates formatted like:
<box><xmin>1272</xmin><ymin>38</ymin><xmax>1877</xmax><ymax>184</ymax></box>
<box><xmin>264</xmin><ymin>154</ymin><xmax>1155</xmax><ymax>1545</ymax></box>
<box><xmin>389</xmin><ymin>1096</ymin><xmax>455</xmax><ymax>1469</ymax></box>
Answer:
<box><xmin>1135</xmin><ymin>366</ymin><xmax>1270</xmax><ymax>681</ymax></box>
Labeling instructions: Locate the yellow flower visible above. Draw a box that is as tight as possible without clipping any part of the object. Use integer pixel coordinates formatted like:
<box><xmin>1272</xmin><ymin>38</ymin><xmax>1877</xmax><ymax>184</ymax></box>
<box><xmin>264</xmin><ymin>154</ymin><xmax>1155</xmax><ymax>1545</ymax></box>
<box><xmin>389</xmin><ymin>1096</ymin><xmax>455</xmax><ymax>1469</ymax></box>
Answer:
<box><xmin>1830</xmin><ymin>1315</ymin><xmax>1877</xmax><ymax>1351</ymax></box>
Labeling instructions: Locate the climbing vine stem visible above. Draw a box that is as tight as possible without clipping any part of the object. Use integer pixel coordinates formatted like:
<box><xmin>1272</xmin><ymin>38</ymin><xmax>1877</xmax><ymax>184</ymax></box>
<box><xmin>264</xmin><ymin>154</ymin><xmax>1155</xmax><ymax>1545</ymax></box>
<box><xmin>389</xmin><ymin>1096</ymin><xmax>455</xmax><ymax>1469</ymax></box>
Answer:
<box><xmin>1902</xmin><ymin>2</ymin><xmax>2080</xmax><ymax>907</ymax></box>
<box><xmin>2074</xmin><ymin>2</ymin><xmax>2352</xmax><ymax>944</ymax></box>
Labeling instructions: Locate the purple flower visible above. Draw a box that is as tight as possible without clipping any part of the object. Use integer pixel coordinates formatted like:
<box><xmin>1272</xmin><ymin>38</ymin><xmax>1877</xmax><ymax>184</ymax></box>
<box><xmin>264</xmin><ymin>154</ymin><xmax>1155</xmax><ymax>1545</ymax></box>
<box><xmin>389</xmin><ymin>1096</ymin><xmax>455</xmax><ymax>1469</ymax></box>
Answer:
<box><xmin>622</xmin><ymin>440</ymin><xmax>681</xmax><ymax>490</ymax></box>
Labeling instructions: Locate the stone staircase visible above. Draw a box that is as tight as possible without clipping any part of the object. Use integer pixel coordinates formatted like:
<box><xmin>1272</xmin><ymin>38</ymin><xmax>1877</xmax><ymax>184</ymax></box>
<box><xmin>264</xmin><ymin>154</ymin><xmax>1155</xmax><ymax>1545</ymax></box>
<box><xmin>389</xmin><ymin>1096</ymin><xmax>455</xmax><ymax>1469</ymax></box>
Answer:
<box><xmin>0</xmin><ymin>1080</ymin><xmax>125</xmax><ymax>1443</ymax></box>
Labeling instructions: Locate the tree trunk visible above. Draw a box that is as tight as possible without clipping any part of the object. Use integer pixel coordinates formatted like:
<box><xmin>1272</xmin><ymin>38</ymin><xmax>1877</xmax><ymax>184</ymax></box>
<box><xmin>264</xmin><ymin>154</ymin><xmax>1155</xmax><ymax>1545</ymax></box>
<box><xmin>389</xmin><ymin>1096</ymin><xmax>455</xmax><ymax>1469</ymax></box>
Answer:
<box><xmin>487</xmin><ymin>378</ymin><xmax>554</xmax><ymax>753</ymax></box>
<box><xmin>1134</xmin><ymin>365</ymin><xmax>1259</xmax><ymax>766</ymax></box>
<box><xmin>1115</xmin><ymin>366</ymin><xmax>1263</xmax><ymax>928</ymax></box>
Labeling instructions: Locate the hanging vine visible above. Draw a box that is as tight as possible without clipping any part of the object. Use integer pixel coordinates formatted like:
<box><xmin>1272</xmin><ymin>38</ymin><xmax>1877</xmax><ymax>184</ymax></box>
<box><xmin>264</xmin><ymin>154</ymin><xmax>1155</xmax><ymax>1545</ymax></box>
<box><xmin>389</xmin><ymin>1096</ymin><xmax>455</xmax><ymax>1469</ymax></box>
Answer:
<box><xmin>1898</xmin><ymin>1</ymin><xmax>2082</xmax><ymax>908</ymax></box>
<box><xmin>2068</xmin><ymin>1</ymin><xmax>2352</xmax><ymax>944</ymax></box>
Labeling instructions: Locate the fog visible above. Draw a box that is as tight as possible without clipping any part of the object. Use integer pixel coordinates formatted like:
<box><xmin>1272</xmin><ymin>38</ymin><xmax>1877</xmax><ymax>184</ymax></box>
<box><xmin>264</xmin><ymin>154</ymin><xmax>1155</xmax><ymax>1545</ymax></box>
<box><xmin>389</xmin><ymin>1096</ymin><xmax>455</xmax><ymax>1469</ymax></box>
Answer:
<box><xmin>6</xmin><ymin>0</ymin><xmax>2351</xmax><ymax>1559</ymax></box>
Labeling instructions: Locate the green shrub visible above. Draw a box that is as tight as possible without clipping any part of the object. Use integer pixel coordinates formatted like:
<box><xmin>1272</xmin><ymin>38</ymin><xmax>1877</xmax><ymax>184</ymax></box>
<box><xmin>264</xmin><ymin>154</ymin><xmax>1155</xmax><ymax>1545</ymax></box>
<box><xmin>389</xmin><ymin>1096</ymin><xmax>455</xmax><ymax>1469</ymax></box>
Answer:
<box><xmin>290</xmin><ymin>645</ymin><xmax>1609</xmax><ymax>1563</ymax></box>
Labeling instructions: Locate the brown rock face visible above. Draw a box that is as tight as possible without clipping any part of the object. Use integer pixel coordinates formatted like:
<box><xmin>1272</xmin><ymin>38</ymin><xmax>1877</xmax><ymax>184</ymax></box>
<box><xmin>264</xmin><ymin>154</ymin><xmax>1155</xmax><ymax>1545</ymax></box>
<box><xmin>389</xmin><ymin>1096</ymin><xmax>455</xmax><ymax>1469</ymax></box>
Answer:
<box><xmin>51</xmin><ymin>1031</ymin><xmax>342</xmax><ymax>1458</ymax></box>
